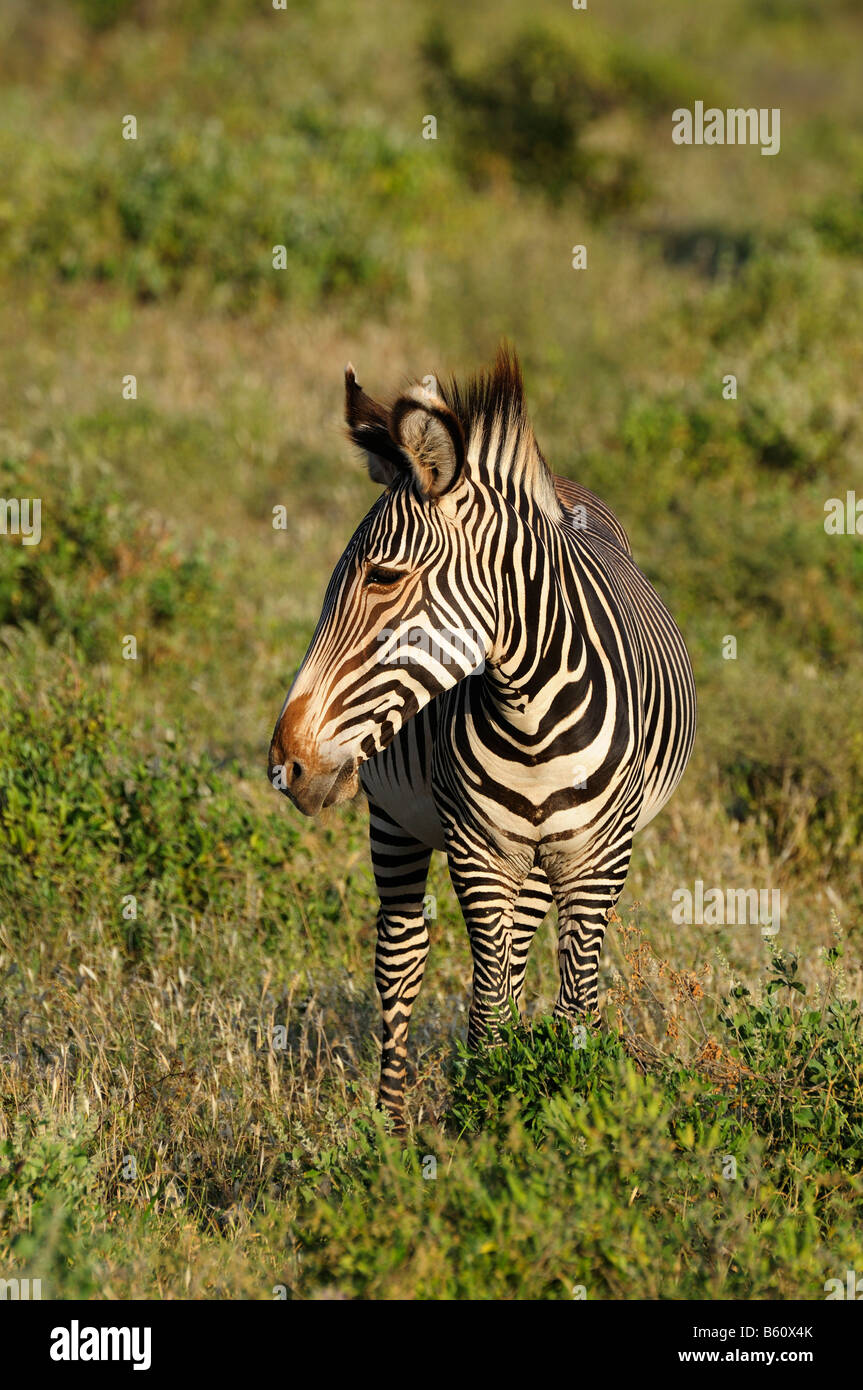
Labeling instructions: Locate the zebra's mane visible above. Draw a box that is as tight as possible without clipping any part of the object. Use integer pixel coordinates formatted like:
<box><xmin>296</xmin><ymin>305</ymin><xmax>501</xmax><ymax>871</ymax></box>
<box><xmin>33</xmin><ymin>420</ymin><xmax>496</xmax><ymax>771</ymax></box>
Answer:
<box><xmin>438</xmin><ymin>345</ymin><xmax>562</xmax><ymax>519</ymax></box>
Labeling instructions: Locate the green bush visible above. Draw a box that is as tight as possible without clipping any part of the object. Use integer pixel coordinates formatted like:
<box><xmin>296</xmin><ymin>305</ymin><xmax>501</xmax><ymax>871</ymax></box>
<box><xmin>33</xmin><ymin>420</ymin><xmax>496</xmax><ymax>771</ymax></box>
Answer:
<box><xmin>0</xmin><ymin>112</ymin><xmax>428</xmax><ymax>311</ymax></box>
<box><xmin>447</xmin><ymin>1011</ymin><xmax>625</xmax><ymax>1141</ymax></box>
<box><xmin>71</xmin><ymin>0</ymin><xmax>140</xmax><ymax>31</ymax></box>
<box><xmin>0</xmin><ymin>1119</ymin><xmax>105</xmax><ymax>1295</ymax></box>
<box><xmin>422</xmin><ymin>26</ymin><xmax>642</xmax><ymax>211</ymax></box>
<box><xmin>289</xmin><ymin>1048</ymin><xmax>857</xmax><ymax>1300</ymax></box>
<box><xmin>811</xmin><ymin>184</ymin><xmax>863</xmax><ymax>257</ymax></box>
<box><xmin>721</xmin><ymin>949</ymin><xmax>863</xmax><ymax>1174</ymax></box>
<box><xmin>0</xmin><ymin>454</ymin><xmax>215</xmax><ymax>661</ymax></box>
<box><xmin>285</xmin><ymin>972</ymin><xmax>863</xmax><ymax>1297</ymax></box>
<box><xmin>421</xmin><ymin>21</ymin><xmax>706</xmax><ymax>211</ymax></box>
<box><xmin>0</xmin><ymin>660</ymin><xmax>298</xmax><ymax>926</ymax></box>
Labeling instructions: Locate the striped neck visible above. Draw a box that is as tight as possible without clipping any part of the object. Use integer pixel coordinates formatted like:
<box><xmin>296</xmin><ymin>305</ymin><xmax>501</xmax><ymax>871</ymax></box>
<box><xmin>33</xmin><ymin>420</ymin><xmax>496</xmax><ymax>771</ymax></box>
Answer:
<box><xmin>483</xmin><ymin>514</ymin><xmax>589</xmax><ymax>734</ymax></box>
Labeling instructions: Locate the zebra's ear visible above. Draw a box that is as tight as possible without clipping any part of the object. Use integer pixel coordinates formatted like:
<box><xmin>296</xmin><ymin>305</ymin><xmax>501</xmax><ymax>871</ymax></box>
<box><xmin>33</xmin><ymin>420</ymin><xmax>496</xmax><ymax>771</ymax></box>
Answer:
<box><xmin>390</xmin><ymin>384</ymin><xmax>465</xmax><ymax>499</ymax></box>
<box><xmin>344</xmin><ymin>363</ymin><xmax>409</xmax><ymax>486</ymax></box>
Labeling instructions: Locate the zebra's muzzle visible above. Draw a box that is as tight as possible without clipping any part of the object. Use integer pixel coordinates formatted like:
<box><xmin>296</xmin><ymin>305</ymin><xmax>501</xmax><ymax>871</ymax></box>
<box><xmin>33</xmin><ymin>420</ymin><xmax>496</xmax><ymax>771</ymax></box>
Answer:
<box><xmin>269</xmin><ymin>713</ymin><xmax>359</xmax><ymax>816</ymax></box>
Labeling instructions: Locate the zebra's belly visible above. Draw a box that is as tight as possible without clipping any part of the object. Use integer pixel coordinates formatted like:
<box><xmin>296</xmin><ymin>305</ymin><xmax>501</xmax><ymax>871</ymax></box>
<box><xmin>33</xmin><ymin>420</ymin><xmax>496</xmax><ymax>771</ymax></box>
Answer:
<box><xmin>633</xmin><ymin>764</ymin><xmax>682</xmax><ymax>833</ymax></box>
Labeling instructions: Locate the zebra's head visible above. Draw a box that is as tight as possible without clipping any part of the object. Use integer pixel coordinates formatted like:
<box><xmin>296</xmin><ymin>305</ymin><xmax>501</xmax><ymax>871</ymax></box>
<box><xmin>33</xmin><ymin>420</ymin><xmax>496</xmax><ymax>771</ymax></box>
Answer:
<box><xmin>269</xmin><ymin>365</ymin><xmax>495</xmax><ymax>815</ymax></box>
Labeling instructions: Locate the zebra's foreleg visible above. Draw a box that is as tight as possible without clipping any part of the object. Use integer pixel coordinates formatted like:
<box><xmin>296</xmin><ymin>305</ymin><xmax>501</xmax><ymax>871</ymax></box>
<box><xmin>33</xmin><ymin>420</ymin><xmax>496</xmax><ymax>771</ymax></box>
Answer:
<box><xmin>544</xmin><ymin>839</ymin><xmax>633</xmax><ymax>1024</ymax></box>
<box><xmin>446</xmin><ymin>846</ymin><xmax>533</xmax><ymax>1048</ymax></box>
<box><xmin>510</xmin><ymin>865</ymin><xmax>554</xmax><ymax>1011</ymax></box>
<box><xmin>369</xmin><ymin>802</ymin><xmax>433</xmax><ymax>1135</ymax></box>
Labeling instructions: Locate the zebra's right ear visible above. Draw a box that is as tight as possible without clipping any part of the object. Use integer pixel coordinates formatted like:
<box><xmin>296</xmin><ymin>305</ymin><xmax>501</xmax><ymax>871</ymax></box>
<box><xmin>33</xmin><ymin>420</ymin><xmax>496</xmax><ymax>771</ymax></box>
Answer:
<box><xmin>390</xmin><ymin>383</ymin><xmax>465</xmax><ymax>499</ymax></box>
<box><xmin>344</xmin><ymin>364</ymin><xmax>409</xmax><ymax>486</ymax></box>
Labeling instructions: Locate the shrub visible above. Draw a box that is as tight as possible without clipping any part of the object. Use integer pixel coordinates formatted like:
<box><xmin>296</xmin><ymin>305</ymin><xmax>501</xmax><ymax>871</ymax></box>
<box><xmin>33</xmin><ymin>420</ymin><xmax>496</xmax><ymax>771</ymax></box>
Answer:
<box><xmin>0</xmin><ymin>658</ymin><xmax>298</xmax><ymax>927</ymax></box>
<box><xmin>0</xmin><ymin>453</ymin><xmax>215</xmax><ymax>662</ymax></box>
<box><xmin>421</xmin><ymin>22</ymin><xmax>706</xmax><ymax>212</ymax></box>
<box><xmin>721</xmin><ymin>948</ymin><xmax>863</xmax><ymax>1175</ymax></box>
<box><xmin>0</xmin><ymin>112</ymin><xmax>426</xmax><ymax>312</ymax></box>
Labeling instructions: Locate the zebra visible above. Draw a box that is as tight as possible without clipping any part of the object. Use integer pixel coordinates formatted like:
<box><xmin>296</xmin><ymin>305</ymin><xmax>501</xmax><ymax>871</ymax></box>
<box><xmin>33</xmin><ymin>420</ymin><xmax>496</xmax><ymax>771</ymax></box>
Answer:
<box><xmin>269</xmin><ymin>346</ymin><xmax>696</xmax><ymax>1132</ymax></box>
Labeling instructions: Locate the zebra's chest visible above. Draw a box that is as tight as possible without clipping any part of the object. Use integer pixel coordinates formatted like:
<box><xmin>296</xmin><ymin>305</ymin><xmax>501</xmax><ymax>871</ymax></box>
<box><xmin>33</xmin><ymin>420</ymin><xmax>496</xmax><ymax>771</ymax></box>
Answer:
<box><xmin>359</xmin><ymin>704</ymin><xmax>447</xmax><ymax>850</ymax></box>
<box><xmin>359</xmin><ymin>674</ymin><xmax>637</xmax><ymax>855</ymax></box>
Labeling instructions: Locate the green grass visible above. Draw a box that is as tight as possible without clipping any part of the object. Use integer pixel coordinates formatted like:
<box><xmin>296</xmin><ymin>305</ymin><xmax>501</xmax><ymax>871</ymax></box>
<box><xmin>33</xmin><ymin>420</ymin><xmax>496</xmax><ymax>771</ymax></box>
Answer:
<box><xmin>1</xmin><ymin>0</ymin><xmax>862</xmax><ymax>1299</ymax></box>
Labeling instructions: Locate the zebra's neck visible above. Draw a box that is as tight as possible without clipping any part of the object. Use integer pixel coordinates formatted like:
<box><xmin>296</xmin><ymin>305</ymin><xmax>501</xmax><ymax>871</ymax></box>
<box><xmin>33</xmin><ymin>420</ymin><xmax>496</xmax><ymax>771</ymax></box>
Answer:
<box><xmin>463</xmin><ymin>412</ymin><xmax>562</xmax><ymax>528</ymax></box>
<box><xmin>480</xmin><ymin>513</ymin><xmax>595</xmax><ymax>738</ymax></box>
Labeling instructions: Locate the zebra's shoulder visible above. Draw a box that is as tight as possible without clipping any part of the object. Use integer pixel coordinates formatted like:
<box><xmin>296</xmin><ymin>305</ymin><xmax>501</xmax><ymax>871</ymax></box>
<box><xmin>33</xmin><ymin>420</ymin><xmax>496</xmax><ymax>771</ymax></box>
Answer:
<box><xmin>552</xmin><ymin>475</ymin><xmax>633</xmax><ymax>556</ymax></box>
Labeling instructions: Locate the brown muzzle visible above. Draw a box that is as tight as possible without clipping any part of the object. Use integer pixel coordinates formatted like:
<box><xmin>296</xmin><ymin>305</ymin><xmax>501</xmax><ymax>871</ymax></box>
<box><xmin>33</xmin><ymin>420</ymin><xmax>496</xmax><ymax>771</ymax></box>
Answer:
<box><xmin>268</xmin><ymin>693</ymin><xmax>358</xmax><ymax>816</ymax></box>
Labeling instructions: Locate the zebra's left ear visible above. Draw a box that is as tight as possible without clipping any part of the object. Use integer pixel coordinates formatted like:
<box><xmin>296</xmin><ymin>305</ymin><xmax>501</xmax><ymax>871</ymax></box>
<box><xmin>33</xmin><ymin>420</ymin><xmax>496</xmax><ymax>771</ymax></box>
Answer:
<box><xmin>345</xmin><ymin>363</ymin><xmax>410</xmax><ymax>486</ymax></box>
<box><xmin>390</xmin><ymin>384</ymin><xmax>465</xmax><ymax>500</ymax></box>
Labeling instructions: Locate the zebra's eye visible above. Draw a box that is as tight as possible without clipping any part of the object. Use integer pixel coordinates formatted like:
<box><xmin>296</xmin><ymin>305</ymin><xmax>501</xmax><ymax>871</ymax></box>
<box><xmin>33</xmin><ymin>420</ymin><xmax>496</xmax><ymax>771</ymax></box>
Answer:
<box><xmin>365</xmin><ymin>566</ymin><xmax>405</xmax><ymax>588</ymax></box>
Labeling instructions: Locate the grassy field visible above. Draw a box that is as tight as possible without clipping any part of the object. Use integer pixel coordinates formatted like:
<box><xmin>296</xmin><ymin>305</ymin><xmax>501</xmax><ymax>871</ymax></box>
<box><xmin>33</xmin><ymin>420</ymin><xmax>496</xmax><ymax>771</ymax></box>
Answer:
<box><xmin>1</xmin><ymin>0</ymin><xmax>862</xmax><ymax>1299</ymax></box>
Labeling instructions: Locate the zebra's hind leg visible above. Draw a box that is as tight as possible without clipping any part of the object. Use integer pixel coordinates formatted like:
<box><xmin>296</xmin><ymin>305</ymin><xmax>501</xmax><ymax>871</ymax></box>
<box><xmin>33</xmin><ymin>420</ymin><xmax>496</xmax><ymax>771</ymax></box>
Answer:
<box><xmin>510</xmin><ymin>865</ymin><xmax>554</xmax><ymax>1012</ymax></box>
<box><xmin>543</xmin><ymin>838</ymin><xmax>633</xmax><ymax>1026</ymax></box>
<box><xmin>369</xmin><ymin>802</ymin><xmax>433</xmax><ymax>1135</ymax></box>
